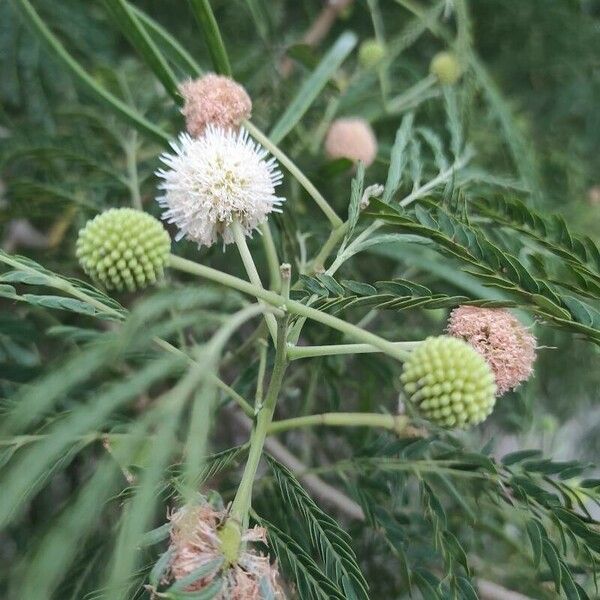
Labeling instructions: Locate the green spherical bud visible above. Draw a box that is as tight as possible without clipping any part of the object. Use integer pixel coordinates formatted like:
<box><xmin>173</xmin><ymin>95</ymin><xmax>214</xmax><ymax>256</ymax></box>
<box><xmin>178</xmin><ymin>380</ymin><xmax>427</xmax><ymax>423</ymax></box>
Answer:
<box><xmin>430</xmin><ymin>51</ymin><xmax>461</xmax><ymax>85</ymax></box>
<box><xmin>401</xmin><ymin>336</ymin><xmax>497</xmax><ymax>429</ymax></box>
<box><xmin>76</xmin><ymin>208</ymin><xmax>170</xmax><ymax>291</ymax></box>
<box><xmin>359</xmin><ymin>39</ymin><xmax>386</xmax><ymax>69</ymax></box>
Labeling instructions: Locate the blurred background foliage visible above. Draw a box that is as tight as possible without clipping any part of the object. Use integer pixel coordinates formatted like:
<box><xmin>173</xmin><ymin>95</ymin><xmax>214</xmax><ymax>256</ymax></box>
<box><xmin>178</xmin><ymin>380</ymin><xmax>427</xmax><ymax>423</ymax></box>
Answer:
<box><xmin>1</xmin><ymin>0</ymin><xmax>599</xmax><ymax>598</ymax></box>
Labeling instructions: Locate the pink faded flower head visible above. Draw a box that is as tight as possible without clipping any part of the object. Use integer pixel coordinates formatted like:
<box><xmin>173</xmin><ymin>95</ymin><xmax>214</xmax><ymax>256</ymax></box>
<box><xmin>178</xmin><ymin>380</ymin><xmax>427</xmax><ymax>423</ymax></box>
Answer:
<box><xmin>180</xmin><ymin>74</ymin><xmax>252</xmax><ymax>137</ymax></box>
<box><xmin>166</xmin><ymin>503</ymin><xmax>284</xmax><ymax>599</ymax></box>
<box><xmin>324</xmin><ymin>117</ymin><xmax>378</xmax><ymax>166</ymax></box>
<box><xmin>447</xmin><ymin>306</ymin><xmax>536</xmax><ymax>396</ymax></box>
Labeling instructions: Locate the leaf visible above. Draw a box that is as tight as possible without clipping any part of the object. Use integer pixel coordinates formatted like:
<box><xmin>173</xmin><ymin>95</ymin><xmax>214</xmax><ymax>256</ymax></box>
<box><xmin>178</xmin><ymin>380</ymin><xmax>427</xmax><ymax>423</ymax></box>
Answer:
<box><xmin>286</xmin><ymin>43</ymin><xmax>319</xmax><ymax>69</ymax></box>
<box><xmin>259</xmin><ymin>516</ymin><xmax>346</xmax><ymax>600</ymax></box>
<box><xmin>11</xmin><ymin>0</ymin><xmax>170</xmax><ymax>144</ymax></box>
<box><xmin>383</xmin><ymin>114</ymin><xmax>414</xmax><ymax>203</ymax></box>
<box><xmin>340</xmin><ymin>280</ymin><xmax>377</xmax><ymax>296</ymax></box>
<box><xmin>18</xmin><ymin>457</ymin><xmax>122</xmax><ymax>600</ymax></box>
<box><xmin>413</xmin><ymin>570</ymin><xmax>441</xmax><ymax>599</ymax></box>
<box><xmin>560</xmin><ymin>565</ymin><xmax>582</xmax><ymax>600</ymax></box>
<box><xmin>188</xmin><ymin>0</ymin><xmax>232</xmax><ymax>75</ymax></box>
<box><xmin>140</xmin><ymin>523</ymin><xmax>172</xmax><ymax>547</ymax></box>
<box><xmin>0</xmin><ymin>355</ymin><xmax>180</xmax><ymax>528</ymax></box>
<box><xmin>21</xmin><ymin>294</ymin><xmax>99</xmax><ymax>315</ymax></box>
<box><xmin>364</xmin><ymin>199</ymin><xmax>600</xmax><ymax>344</ymax></box>
<box><xmin>150</xmin><ymin>549</ymin><xmax>174</xmax><ymax>588</ymax></box>
<box><xmin>542</xmin><ymin>539</ymin><xmax>562</xmax><ymax>593</ymax></box>
<box><xmin>266</xmin><ymin>455</ymin><xmax>369</xmax><ymax>600</ymax></box>
<box><xmin>316</xmin><ymin>274</ymin><xmax>345</xmax><ymax>297</ymax></box>
<box><xmin>299</xmin><ymin>275</ymin><xmax>329</xmax><ymax>297</ymax></box>
<box><xmin>343</xmin><ymin>162</ymin><xmax>365</xmax><ymax>246</ymax></box>
<box><xmin>269</xmin><ymin>31</ymin><xmax>357</xmax><ymax>144</ymax></box>
<box><xmin>166</xmin><ymin>558</ymin><xmax>224</xmax><ymax>592</ymax></box>
<box><xmin>526</xmin><ymin>519</ymin><xmax>544</xmax><ymax>568</ymax></box>
<box><xmin>103</xmin><ymin>0</ymin><xmax>180</xmax><ymax>102</ymax></box>
<box><xmin>0</xmin><ymin>270</ymin><xmax>49</xmax><ymax>284</ymax></box>
<box><xmin>455</xmin><ymin>576</ymin><xmax>478</xmax><ymax>600</ymax></box>
<box><xmin>129</xmin><ymin>4</ymin><xmax>202</xmax><ymax>76</ymax></box>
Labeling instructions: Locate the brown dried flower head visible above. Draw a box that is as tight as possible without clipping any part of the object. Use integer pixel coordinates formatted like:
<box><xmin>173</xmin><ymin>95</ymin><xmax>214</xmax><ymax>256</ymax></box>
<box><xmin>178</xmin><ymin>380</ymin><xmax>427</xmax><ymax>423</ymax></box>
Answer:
<box><xmin>324</xmin><ymin>117</ymin><xmax>378</xmax><ymax>166</ymax></box>
<box><xmin>447</xmin><ymin>306</ymin><xmax>537</xmax><ymax>396</ymax></box>
<box><xmin>179</xmin><ymin>74</ymin><xmax>252</xmax><ymax>137</ymax></box>
<box><xmin>167</xmin><ymin>503</ymin><xmax>284</xmax><ymax>599</ymax></box>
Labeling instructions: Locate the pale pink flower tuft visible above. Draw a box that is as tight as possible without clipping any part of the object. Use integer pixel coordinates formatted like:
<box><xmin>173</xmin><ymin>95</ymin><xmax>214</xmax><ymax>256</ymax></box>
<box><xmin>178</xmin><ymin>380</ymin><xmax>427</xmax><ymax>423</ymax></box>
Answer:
<box><xmin>447</xmin><ymin>306</ymin><xmax>537</xmax><ymax>396</ymax></box>
<box><xmin>166</xmin><ymin>503</ymin><xmax>284</xmax><ymax>599</ymax></box>
<box><xmin>180</xmin><ymin>74</ymin><xmax>252</xmax><ymax>136</ymax></box>
<box><xmin>324</xmin><ymin>117</ymin><xmax>378</xmax><ymax>166</ymax></box>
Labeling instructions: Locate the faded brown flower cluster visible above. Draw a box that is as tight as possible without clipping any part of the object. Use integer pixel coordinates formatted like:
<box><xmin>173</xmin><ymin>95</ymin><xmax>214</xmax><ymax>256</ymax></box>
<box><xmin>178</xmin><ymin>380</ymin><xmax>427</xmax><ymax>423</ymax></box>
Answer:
<box><xmin>180</xmin><ymin>74</ymin><xmax>252</xmax><ymax>137</ymax></box>
<box><xmin>167</xmin><ymin>503</ymin><xmax>285</xmax><ymax>599</ymax></box>
<box><xmin>447</xmin><ymin>306</ymin><xmax>536</xmax><ymax>396</ymax></box>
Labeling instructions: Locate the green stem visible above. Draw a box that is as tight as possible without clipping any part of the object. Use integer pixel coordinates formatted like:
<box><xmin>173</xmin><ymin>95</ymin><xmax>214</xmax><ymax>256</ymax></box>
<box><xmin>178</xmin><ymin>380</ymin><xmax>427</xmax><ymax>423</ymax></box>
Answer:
<box><xmin>232</xmin><ymin>221</ymin><xmax>278</xmax><ymax>341</ymax></box>
<box><xmin>244</xmin><ymin>121</ymin><xmax>343</xmax><ymax>229</ymax></box>
<box><xmin>221</xmin><ymin>316</ymin><xmax>289</xmax><ymax>561</ymax></box>
<box><xmin>399</xmin><ymin>151</ymin><xmax>473</xmax><ymax>207</ymax></box>
<box><xmin>254</xmin><ymin>339</ymin><xmax>268</xmax><ymax>405</ymax></box>
<box><xmin>152</xmin><ymin>337</ymin><xmax>254</xmax><ymax>417</ymax></box>
<box><xmin>168</xmin><ymin>254</ymin><xmax>411</xmax><ymax>362</ymax></box>
<box><xmin>326</xmin><ymin>219</ymin><xmax>383</xmax><ymax>275</ymax></box>
<box><xmin>268</xmin><ymin>412</ymin><xmax>410</xmax><ymax>435</ymax></box>
<box><xmin>386</xmin><ymin>74</ymin><xmax>437</xmax><ymax>113</ymax></box>
<box><xmin>124</xmin><ymin>132</ymin><xmax>142</xmax><ymax>210</ymax></box>
<box><xmin>259</xmin><ymin>222</ymin><xmax>281</xmax><ymax>291</ymax></box>
<box><xmin>310</xmin><ymin>221</ymin><xmax>350</xmax><ymax>272</ymax></box>
<box><xmin>287</xmin><ymin>341</ymin><xmax>419</xmax><ymax>360</ymax></box>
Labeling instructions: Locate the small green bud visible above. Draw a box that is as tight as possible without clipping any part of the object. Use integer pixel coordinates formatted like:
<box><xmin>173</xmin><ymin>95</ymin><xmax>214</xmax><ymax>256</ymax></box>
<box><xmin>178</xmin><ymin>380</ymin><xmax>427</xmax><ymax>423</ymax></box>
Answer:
<box><xmin>218</xmin><ymin>519</ymin><xmax>242</xmax><ymax>565</ymax></box>
<box><xmin>359</xmin><ymin>38</ymin><xmax>386</xmax><ymax>69</ymax></box>
<box><xmin>76</xmin><ymin>208</ymin><xmax>170</xmax><ymax>291</ymax></box>
<box><xmin>401</xmin><ymin>336</ymin><xmax>497</xmax><ymax>429</ymax></box>
<box><xmin>430</xmin><ymin>51</ymin><xmax>461</xmax><ymax>85</ymax></box>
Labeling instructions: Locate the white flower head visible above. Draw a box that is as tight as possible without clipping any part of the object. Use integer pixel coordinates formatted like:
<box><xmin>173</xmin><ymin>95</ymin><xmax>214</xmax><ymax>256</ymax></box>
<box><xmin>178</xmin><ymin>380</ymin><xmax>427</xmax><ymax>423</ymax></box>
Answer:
<box><xmin>156</xmin><ymin>126</ymin><xmax>284</xmax><ymax>248</ymax></box>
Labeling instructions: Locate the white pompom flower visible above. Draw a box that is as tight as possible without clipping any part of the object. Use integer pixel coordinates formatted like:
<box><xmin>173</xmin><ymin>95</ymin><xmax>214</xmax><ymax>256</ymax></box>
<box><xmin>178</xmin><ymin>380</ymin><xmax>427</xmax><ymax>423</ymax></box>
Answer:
<box><xmin>156</xmin><ymin>126</ymin><xmax>284</xmax><ymax>248</ymax></box>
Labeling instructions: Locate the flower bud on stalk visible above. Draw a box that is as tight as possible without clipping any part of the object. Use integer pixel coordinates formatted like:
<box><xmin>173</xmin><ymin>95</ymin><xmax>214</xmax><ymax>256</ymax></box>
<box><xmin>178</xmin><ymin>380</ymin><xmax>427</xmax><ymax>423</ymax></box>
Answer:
<box><xmin>76</xmin><ymin>208</ymin><xmax>170</xmax><ymax>291</ymax></box>
<box><xmin>359</xmin><ymin>38</ymin><xmax>386</xmax><ymax>69</ymax></box>
<box><xmin>401</xmin><ymin>336</ymin><xmax>497</xmax><ymax>428</ymax></box>
<box><xmin>179</xmin><ymin>74</ymin><xmax>252</xmax><ymax>137</ymax></box>
<box><xmin>324</xmin><ymin>117</ymin><xmax>378</xmax><ymax>167</ymax></box>
<box><xmin>430</xmin><ymin>51</ymin><xmax>462</xmax><ymax>85</ymax></box>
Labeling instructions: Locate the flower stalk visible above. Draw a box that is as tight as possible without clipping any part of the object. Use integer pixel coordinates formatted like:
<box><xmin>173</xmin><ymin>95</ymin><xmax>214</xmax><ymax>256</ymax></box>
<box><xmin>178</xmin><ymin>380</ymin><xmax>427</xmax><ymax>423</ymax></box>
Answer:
<box><xmin>287</xmin><ymin>341</ymin><xmax>420</xmax><ymax>360</ymax></box>
<box><xmin>168</xmin><ymin>254</ymin><xmax>412</xmax><ymax>362</ymax></box>
<box><xmin>232</xmin><ymin>220</ymin><xmax>278</xmax><ymax>341</ymax></box>
<box><xmin>259</xmin><ymin>222</ymin><xmax>282</xmax><ymax>291</ymax></box>
<box><xmin>268</xmin><ymin>412</ymin><xmax>411</xmax><ymax>435</ymax></box>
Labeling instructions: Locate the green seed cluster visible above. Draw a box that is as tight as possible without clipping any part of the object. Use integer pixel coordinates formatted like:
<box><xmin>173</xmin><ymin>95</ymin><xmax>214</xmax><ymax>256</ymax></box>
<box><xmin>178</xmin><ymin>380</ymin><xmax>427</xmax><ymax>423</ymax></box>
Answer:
<box><xmin>76</xmin><ymin>208</ymin><xmax>170</xmax><ymax>291</ymax></box>
<box><xmin>401</xmin><ymin>336</ymin><xmax>497</xmax><ymax>429</ymax></box>
<box><xmin>430</xmin><ymin>51</ymin><xmax>461</xmax><ymax>85</ymax></box>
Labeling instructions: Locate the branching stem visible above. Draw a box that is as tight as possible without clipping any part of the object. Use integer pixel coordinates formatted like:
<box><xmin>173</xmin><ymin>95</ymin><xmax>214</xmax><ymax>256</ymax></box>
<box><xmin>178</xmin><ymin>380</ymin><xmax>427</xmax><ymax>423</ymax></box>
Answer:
<box><xmin>169</xmin><ymin>254</ymin><xmax>412</xmax><ymax>362</ymax></box>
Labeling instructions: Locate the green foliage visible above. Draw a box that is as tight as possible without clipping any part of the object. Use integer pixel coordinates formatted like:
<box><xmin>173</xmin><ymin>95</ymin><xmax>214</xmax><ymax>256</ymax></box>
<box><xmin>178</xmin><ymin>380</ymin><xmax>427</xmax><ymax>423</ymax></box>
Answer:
<box><xmin>1</xmin><ymin>1</ymin><xmax>599</xmax><ymax>599</ymax></box>
<box><xmin>266</xmin><ymin>455</ymin><xmax>369</xmax><ymax>599</ymax></box>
